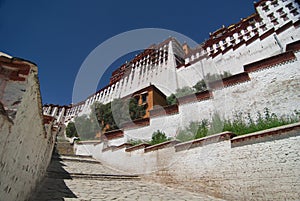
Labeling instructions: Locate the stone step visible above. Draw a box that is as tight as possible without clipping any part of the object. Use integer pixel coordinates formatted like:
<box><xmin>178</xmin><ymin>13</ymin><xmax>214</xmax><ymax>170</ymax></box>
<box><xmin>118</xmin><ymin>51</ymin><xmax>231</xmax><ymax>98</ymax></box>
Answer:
<box><xmin>46</xmin><ymin>171</ymin><xmax>140</xmax><ymax>181</ymax></box>
<box><xmin>60</xmin><ymin>154</ymin><xmax>93</xmax><ymax>159</ymax></box>
<box><xmin>52</xmin><ymin>154</ymin><xmax>100</xmax><ymax>164</ymax></box>
<box><xmin>60</xmin><ymin>157</ymin><xmax>101</xmax><ymax>164</ymax></box>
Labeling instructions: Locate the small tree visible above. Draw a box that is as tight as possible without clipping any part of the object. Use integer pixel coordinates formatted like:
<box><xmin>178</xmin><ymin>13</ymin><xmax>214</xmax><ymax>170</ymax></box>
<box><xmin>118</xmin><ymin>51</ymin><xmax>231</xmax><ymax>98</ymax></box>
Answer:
<box><xmin>166</xmin><ymin>86</ymin><xmax>195</xmax><ymax>105</ymax></box>
<box><xmin>150</xmin><ymin>130</ymin><xmax>170</xmax><ymax>145</ymax></box>
<box><xmin>74</xmin><ymin>115</ymin><xmax>100</xmax><ymax>140</ymax></box>
<box><xmin>65</xmin><ymin>122</ymin><xmax>78</xmax><ymax>138</ymax></box>
<box><xmin>166</xmin><ymin>94</ymin><xmax>177</xmax><ymax>105</ymax></box>
<box><xmin>128</xmin><ymin>98</ymin><xmax>146</xmax><ymax>120</ymax></box>
<box><xmin>193</xmin><ymin>80</ymin><xmax>207</xmax><ymax>92</ymax></box>
<box><xmin>175</xmin><ymin>86</ymin><xmax>195</xmax><ymax>98</ymax></box>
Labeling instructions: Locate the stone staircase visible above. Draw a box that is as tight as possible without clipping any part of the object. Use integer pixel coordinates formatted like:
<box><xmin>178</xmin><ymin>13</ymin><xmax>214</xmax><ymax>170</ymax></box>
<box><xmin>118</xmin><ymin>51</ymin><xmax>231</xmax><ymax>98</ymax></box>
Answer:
<box><xmin>29</xmin><ymin>150</ymin><xmax>140</xmax><ymax>201</ymax></box>
<box><xmin>29</xmin><ymin>149</ymin><xmax>224</xmax><ymax>201</ymax></box>
<box><xmin>47</xmin><ymin>153</ymin><xmax>140</xmax><ymax>181</ymax></box>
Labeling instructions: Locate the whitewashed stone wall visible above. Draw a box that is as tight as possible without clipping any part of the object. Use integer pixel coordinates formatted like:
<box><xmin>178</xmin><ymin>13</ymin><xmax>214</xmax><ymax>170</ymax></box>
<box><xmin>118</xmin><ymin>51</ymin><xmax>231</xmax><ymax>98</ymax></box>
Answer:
<box><xmin>177</xmin><ymin>25</ymin><xmax>300</xmax><ymax>88</ymax></box>
<box><xmin>117</xmin><ymin>50</ymin><xmax>300</xmax><ymax>143</ymax></box>
<box><xmin>0</xmin><ymin>61</ymin><xmax>55</xmax><ymax>201</ymax></box>
<box><xmin>75</xmin><ymin>123</ymin><xmax>300</xmax><ymax>200</ymax></box>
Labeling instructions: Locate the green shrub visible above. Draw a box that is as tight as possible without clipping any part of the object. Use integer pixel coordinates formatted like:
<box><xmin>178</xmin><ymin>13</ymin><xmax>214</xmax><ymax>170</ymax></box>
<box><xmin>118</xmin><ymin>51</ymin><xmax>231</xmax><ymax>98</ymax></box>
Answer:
<box><xmin>74</xmin><ymin>115</ymin><xmax>100</xmax><ymax>140</ymax></box>
<box><xmin>193</xmin><ymin>80</ymin><xmax>207</xmax><ymax>92</ymax></box>
<box><xmin>176</xmin><ymin>109</ymin><xmax>299</xmax><ymax>142</ymax></box>
<box><xmin>150</xmin><ymin>130</ymin><xmax>170</xmax><ymax>145</ymax></box>
<box><xmin>175</xmin><ymin>86</ymin><xmax>195</xmax><ymax>98</ymax></box>
<box><xmin>193</xmin><ymin>71</ymin><xmax>232</xmax><ymax>93</ymax></box>
<box><xmin>166</xmin><ymin>94</ymin><xmax>177</xmax><ymax>105</ymax></box>
<box><xmin>176</xmin><ymin>120</ymin><xmax>208</xmax><ymax>142</ymax></box>
<box><xmin>127</xmin><ymin>139</ymin><xmax>144</xmax><ymax>146</ymax></box>
<box><xmin>91</xmin><ymin>97</ymin><xmax>146</xmax><ymax>132</ymax></box>
<box><xmin>65</xmin><ymin>122</ymin><xmax>78</xmax><ymax>138</ymax></box>
<box><xmin>208</xmin><ymin>112</ymin><xmax>224</xmax><ymax>135</ymax></box>
<box><xmin>220</xmin><ymin>108</ymin><xmax>299</xmax><ymax>135</ymax></box>
<box><xmin>167</xmin><ymin>72</ymin><xmax>232</xmax><ymax>105</ymax></box>
<box><xmin>166</xmin><ymin>87</ymin><xmax>195</xmax><ymax>106</ymax></box>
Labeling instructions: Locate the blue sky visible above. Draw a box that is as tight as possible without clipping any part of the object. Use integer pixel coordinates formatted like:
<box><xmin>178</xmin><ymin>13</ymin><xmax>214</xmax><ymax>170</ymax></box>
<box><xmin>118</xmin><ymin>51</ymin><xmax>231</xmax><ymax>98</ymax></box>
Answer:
<box><xmin>0</xmin><ymin>0</ymin><xmax>255</xmax><ymax>105</ymax></box>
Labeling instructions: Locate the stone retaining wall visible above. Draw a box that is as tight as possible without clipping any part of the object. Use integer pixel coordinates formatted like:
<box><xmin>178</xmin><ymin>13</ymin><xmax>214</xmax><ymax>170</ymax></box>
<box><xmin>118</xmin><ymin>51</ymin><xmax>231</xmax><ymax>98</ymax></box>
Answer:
<box><xmin>76</xmin><ymin>122</ymin><xmax>300</xmax><ymax>200</ymax></box>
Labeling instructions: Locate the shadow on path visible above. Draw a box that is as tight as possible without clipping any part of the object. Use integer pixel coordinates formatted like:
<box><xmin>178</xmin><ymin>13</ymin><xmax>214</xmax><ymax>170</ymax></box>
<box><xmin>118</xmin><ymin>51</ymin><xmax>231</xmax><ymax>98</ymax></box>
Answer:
<box><xmin>29</xmin><ymin>150</ymin><xmax>77</xmax><ymax>201</ymax></box>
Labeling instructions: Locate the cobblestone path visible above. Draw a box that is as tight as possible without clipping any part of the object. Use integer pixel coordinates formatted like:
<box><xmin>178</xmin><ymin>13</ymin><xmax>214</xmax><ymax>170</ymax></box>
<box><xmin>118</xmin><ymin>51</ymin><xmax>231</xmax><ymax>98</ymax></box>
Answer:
<box><xmin>30</xmin><ymin>153</ymin><xmax>225</xmax><ymax>201</ymax></box>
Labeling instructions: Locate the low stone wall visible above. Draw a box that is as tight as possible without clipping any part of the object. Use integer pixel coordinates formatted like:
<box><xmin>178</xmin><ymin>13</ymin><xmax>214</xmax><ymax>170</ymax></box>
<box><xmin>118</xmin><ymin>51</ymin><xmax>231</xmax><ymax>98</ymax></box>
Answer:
<box><xmin>76</xmin><ymin>122</ymin><xmax>300</xmax><ymax>200</ymax></box>
<box><xmin>0</xmin><ymin>56</ymin><xmax>56</xmax><ymax>201</ymax></box>
<box><xmin>55</xmin><ymin>142</ymin><xmax>75</xmax><ymax>155</ymax></box>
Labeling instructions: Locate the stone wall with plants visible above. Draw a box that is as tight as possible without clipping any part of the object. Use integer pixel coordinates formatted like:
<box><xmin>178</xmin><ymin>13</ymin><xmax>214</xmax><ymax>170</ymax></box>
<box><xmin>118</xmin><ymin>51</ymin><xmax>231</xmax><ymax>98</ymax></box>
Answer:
<box><xmin>120</xmin><ymin>50</ymin><xmax>300</xmax><ymax>142</ymax></box>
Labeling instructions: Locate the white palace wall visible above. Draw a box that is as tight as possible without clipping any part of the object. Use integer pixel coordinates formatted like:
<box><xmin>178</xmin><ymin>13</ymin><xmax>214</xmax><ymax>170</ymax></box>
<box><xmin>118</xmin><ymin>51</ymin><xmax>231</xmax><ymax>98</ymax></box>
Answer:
<box><xmin>177</xmin><ymin>25</ymin><xmax>300</xmax><ymax>89</ymax></box>
<box><xmin>114</xmin><ymin>50</ymin><xmax>300</xmax><ymax>144</ymax></box>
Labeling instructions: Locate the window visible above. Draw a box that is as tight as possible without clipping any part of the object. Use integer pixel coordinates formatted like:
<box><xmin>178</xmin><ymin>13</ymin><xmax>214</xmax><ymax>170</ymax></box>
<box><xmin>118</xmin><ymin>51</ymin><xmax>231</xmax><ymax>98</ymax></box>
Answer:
<box><xmin>141</xmin><ymin>93</ymin><xmax>148</xmax><ymax>104</ymax></box>
<box><xmin>292</xmin><ymin>10</ymin><xmax>299</xmax><ymax>16</ymax></box>
<box><xmin>271</xmin><ymin>0</ymin><xmax>279</xmax><ymax>7</ymax></box>
<box><xmin>273</xmin><ymin>20</ymin><xmax>279</xmax><ymax>25</ymax></box>
<box><xmin>286</xmin><ymin>3</ymin><xmax>294</xmax><ymax>10</ymax></box>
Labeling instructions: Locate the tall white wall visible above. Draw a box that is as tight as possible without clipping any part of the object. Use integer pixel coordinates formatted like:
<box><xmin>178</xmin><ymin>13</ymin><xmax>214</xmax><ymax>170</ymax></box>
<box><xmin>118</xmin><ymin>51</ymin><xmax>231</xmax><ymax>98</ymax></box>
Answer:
<box><xmin>119</xmin><ymin>51</ymin><xmax>300</xmax><ymax>143</ymax></box>
<box><xmin>177</xmin><ymin>25</ymin><xmax>300</xmax><ymax>89</ymax></box>
<box><xmin>0</xmin><ymin>61</ymin><xmax>55</xmax><ymax>201</ymax></box>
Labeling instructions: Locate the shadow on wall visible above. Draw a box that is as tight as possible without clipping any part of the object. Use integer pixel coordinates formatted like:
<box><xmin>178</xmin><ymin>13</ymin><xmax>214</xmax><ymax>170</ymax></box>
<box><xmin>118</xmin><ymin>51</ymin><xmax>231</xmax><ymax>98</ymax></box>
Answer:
<box><xmin>28</xmin><ymin>149</ymin><xmax>77</xmax><ymax>201</ymax></box>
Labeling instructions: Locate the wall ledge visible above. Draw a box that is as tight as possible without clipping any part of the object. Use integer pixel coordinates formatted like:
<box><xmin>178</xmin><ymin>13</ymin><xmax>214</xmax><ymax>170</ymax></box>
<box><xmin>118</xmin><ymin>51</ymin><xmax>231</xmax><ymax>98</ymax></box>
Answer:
<box><xmin>121</xmin><ymin>118</ymin><xmax>150</xmax><ymax>130</ymax></box>
<box><xmin>294</xmin><ymin>19</ymin><xmax>300</xmax><ymax>28</ymax></box>
<box><xmin>259</xmin><ymin>28</ymin><xmax>274</xmax><ymax>41</ymax></box>
<box><xmin>102</xmin><ymin>146</ymin><xmax>115</xmax><ymax>152</ymax></box>
<box><xmin>231</xmin><ymin>122</ymin><xmax>300</xmax><ymax>148</ymax></box>
<box><xmin>103</xmin><ymin>129</ymin><xmax>124</xmax><ymax>140</ymax></box>
<box><xmin>76</xmin><ymin>140</ymin><xmax>101</xmax><ymax>145</ymax></box>
<box><xmin>233</xmin><ymin>39</ymin><xmax>245</xmax><ymax>51</ymax></box>
<box><xmin>246</xmin><ymin>34</ymin><xmax>259</xmax><ymax>46</ymax></box>
<box><xmin>244</xmin><ymin>51</ymin><xmax>296</xmax><ymax>73</ymax></box>
<box><xmin>178</xmin><ymin>90</ymin><xmax>213</xmax><ymax>105</ymax></box>
<box><xmin>222</xmin><ymin>44</ymin><xmax>233</xmax><ymax>55</ymax></box>
<box><xmin>208</xmin><ymin>72</ymin><xmax>250</xmax><ymax>90</ymax></box>
<box><xmin>112</xmin><ymin>143</ymin><xmax>132</xmax><ymax>151</ymax></box>
<box><xmin>0</xmin><ymin>56</ymin><xmax>32</xmax><ymax>81</ymax></box>
<box><xmin>125</xmin><ymin>143</ymin><xmax>151</xmax><ymax>152</ymax></box>
<box><xmin>43</xmin><ymin>115</ymin><xmax>55</xmax><ymax>125</ymax></box>
<box><xmin>144</xmin><ymin>140</ymin><xmax>180</xmax><ymax>153</ymax></box>
<box><xmin>150</xmin><ymin>104</ymin><xmax>179</xmax><ymax>118</ymax></box>
<box><xmin>286</xmin><ymin>39</ymin><xmax>300</xmax><ymax>52</ymax></box>
<box><xmin>275</xmin><ymin>21</ymin><xmax>293</xmax><ymax>35</ymax></box>
<box><xmin>175</xmin><ymin>131</ymin><xmax>236</xmax><ymax>152</ymax></box>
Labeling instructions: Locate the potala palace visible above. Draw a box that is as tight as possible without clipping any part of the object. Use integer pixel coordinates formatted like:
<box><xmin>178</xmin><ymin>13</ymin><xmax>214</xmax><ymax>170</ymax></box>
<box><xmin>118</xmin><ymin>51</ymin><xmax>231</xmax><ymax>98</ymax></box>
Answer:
<box><xmin>43</xmin><ymin>0</ymin><xmax>300</xmax><ymax>142</ymax></box>
<box><xmin>1</xmin><ymin>0</ymin><xmax>300</xmax><ymax>200</ymax></box>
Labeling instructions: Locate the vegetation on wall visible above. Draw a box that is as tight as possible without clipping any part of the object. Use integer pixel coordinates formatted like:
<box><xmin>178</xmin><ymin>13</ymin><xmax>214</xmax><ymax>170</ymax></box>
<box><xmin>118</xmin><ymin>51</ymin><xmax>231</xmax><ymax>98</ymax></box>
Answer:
<box><xmin>176</xmin><ymin>120</ymin><xmax>208</xmax><ymax>142</ymax></box>
<box><xmin>127</xmin><ymin>139</ymin><xmax>145</xmax><ymax>146</ymax></box>
<box><xmin>149</xmin><ymin>130</ymin><xmax>171</xmax><ymax>145</ymax></box>
<box><xmin>65</xmin><ymin>122</ymin><xmax>78</xmax><ymax>138</ymax></box>
<box><xmin>175</xmin><ymin>108</ymin><xmax>300</xmax><ymax>142</ymax></box>
<box><xmin>74</xmin><ymin>115</ymin><xmax>101</xmax><ymax>140</ymax></box>
<box><xmin>222</xmin><ymin>108</ymin><xmax>300</xmax><ymax>135</ymax></box>
<box><xmin>92</xmin><ymin>97</ymin><xmax>146</xmax><ymax>131</ymax></box>
<box><xmin>166</xmin><ymin>71</ymin><xmax>231</xmax><ymax>105</ymax></box>
<box><xmin>125</xmin><ymin>109</ymin><xmax>299</xmax><ymax>146</ymax></box>
<box><xmin>72</xmin><ymin>97</ymin><xmax>146</xmax><ymax>140</ymax></box>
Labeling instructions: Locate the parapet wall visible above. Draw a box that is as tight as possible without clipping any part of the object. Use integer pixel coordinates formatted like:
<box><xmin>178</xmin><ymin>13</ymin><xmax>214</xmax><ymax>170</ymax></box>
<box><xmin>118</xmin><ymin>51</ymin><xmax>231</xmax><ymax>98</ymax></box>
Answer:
<box><xmin>0</xmin><ymin>56</ymin><xmax>56</xmax><ymax>201</ymax></box>
<box><xmin>75</xmin><ymin>122</ymin><xmax>300</xmax><ymax>200</ymax></box>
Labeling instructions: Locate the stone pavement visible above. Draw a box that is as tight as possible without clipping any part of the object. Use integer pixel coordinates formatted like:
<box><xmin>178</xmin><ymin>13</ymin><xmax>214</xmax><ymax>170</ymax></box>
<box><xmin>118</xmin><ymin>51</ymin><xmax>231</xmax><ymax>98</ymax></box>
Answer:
<box><xmin>29</xmin><ymin>153</ymin><xmax>225</xmax><ymax>201</ymax></box>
